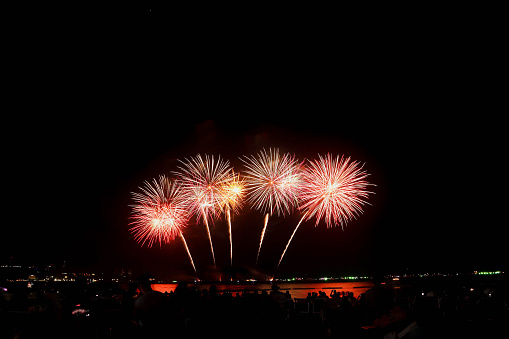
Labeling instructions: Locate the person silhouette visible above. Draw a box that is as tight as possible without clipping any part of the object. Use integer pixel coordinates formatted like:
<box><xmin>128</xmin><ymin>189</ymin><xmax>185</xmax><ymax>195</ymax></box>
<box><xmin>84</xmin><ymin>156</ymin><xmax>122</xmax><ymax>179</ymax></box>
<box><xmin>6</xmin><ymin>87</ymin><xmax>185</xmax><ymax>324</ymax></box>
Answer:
<box><xmin>364</xmin><ymin>274</ymin><xmax>394</xmax><ymax>319</ymax></box>
<box><xmin>134</xmin><ymin>274</ymin><xmax>169</xmax><ymax>337</ymax></box>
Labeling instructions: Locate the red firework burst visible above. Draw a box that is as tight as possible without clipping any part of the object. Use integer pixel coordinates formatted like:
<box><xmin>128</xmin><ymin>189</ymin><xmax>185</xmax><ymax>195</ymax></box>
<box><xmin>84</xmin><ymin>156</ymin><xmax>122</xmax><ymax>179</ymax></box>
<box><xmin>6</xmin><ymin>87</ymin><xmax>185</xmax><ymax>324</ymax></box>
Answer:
<box><xmin>299</xmin><ymin>154</ymin><xmax>374</xmax><ymax>228</ymax></box>
<box><xmin>129</xmin><ymin>176</ymin><xmax>189</xmax><ymax>248</ymax></box>
<box><xmin>276</xmin><ymin>154</ymin><xmax>374</xmax><ymax>272</ymax></box>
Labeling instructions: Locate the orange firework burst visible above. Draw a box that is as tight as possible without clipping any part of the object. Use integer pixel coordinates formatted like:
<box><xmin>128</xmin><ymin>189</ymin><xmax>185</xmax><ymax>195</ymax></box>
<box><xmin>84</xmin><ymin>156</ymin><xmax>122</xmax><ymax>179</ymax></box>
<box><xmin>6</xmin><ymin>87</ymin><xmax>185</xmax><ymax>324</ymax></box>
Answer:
<box><xmin>220</xmin><ymin>170</ymin><xmax>246</xmax><ymax>213</ymax></box>
<box><xmin>220</xmin><ymin>170</ymin><xmax>246</xmax><ymax>266</ymax></box>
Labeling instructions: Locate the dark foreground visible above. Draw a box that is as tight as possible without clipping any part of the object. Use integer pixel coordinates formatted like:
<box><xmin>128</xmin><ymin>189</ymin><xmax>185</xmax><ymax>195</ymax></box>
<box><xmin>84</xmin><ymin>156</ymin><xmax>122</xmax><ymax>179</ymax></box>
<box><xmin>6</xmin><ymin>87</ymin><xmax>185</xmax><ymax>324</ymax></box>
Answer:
<box><xmin>1</xmin><ymin>274</ymin><xmax>507</xmax><ymax>338</ymax></box>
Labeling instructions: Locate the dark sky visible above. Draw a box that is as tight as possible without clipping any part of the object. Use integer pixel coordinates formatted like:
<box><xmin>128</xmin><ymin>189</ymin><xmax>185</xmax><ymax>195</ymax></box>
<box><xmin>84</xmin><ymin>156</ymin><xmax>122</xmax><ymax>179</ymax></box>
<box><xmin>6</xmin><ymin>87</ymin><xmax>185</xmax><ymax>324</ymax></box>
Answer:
<box><xmin>2</xmin><ymin>5</ymin><xmax>505</xmax><ymax>279</ymax></box>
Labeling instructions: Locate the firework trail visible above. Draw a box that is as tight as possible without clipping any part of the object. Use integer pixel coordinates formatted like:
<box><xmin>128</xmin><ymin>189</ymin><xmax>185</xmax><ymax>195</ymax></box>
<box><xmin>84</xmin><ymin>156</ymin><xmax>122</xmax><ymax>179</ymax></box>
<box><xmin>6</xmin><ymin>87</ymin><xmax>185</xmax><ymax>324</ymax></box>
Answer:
<box><xmin>178</xmin><ymin>230</ymin><xmax>196</xmax><ymax>275</ymax></box>
<box><xmin>174</xmin><ymin>154</ymin><xmax>232</xmax><ymax>266</ymax></box>
<box><xmin>275</xmin><ymin>210</ymin><xmax>309</xmax><ymax>274</ymax></box>
<box><xmin>257</xmin><ymin>213</ymin><xmax>269</xmax><ymax>264</ymax></box>
<box><xmin>220</xmin><ymin>170</ymin><xmax>246</xmax><ymax>266</ymax></box>
<box><xmin>129</xmin><ymin>176</ymin><xmax>197</xmax><ymax>275</ymax></box>
<box><xmin>241</xmin><ymin>148</ymin><xmax>302</xmax><ymax>263</ymax></box>
<box><xmin>276</xmin><ymin>154</ymin><xmax>374</xmax><ymax>271</ymax></box>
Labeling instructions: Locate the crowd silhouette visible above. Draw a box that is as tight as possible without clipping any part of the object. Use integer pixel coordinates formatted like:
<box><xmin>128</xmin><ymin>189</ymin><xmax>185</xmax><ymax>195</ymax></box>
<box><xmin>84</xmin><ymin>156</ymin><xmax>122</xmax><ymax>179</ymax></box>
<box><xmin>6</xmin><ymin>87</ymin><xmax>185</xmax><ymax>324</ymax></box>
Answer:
<box><xmin>1</xmin><ymin>273</ymin><xmax>507</xmax><ymax>338</ymax></box>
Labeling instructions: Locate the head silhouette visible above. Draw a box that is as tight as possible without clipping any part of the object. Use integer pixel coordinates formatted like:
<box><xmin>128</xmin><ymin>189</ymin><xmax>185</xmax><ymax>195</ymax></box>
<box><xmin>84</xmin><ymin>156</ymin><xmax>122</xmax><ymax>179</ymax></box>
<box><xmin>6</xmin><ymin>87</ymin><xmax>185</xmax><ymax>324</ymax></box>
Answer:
<box><xmin>137</xmin><ymin>273</ymin><xmax>154</xmax><ymax>293</ymax></box>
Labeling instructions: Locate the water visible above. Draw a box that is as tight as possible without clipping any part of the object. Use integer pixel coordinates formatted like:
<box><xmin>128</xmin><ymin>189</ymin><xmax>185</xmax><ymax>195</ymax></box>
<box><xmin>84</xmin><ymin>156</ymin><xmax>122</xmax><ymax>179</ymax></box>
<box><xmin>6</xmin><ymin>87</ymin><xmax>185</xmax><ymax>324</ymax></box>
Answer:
<box><xmin>153</xmin><ymin>281</ymin><xmax>373</xmax><ymax>299</ymax></box>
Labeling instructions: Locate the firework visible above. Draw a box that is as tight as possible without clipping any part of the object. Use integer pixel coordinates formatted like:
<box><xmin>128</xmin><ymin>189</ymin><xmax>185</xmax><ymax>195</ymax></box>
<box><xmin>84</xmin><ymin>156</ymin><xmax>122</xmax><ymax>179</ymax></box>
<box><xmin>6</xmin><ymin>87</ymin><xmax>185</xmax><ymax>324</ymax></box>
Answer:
<box><xmin>220</xmin><ymin>170</ymin><xmax>246</xmax><ymax>266</ymax></box>
<box><xmin>129</xmin><ymin>176</ymin><xmax>187</xmax><ymax>247</ymax></box>
<box><xmin>276</xmin><ymin>154</ymin><xmax>374</xmax><ymax>271</ymax></box>
<box><xmin>241</xmin><ymin>148</ymin><xmax>302</xmax><ymax>263</ymax></box>
<box><xmin>129</xmin><ymin>176</ymin><xmax>197</xmax><ymax>275</ymax></box>
<box><xmin>299</xmin><ymin>154</ymin><xmax>373</xmax><ymax>228</ymax></box>
<box><xmin>174</xmin><ymin>154</ymin><xmax>232</xmax><ymax>266</ymax></box>
<box><xmin>220</xmin><ymin>170</ymin><xmax>246</xmax><ymax>214</ymax></box>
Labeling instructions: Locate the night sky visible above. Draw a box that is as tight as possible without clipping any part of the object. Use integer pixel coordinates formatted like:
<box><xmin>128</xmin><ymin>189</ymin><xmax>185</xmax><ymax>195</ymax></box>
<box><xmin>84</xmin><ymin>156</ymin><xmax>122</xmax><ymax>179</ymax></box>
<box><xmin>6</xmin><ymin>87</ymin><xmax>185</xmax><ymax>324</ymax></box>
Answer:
<box><xmin>2</xmin><ymin>5</ymin><xmax>504</xmax><ymax>280</ymax></box>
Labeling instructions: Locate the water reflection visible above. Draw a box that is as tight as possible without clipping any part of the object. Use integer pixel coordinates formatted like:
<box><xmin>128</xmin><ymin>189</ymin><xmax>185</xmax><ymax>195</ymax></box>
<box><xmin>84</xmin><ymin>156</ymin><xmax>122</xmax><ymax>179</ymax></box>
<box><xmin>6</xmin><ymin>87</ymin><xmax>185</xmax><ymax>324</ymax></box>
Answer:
<box><xmin>152</xmin><ymin>281</ymin><xmax>373</xmax><ymax>299</ymax></box>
